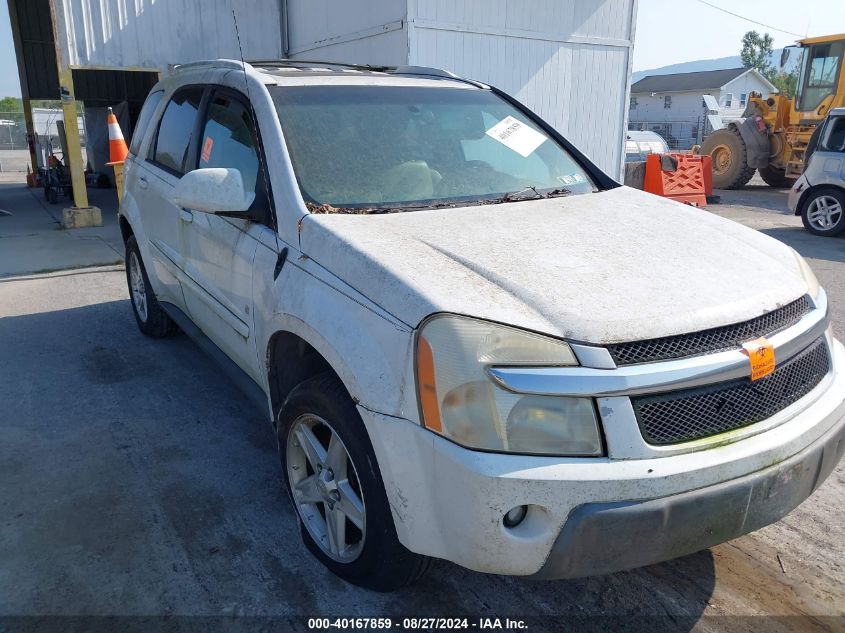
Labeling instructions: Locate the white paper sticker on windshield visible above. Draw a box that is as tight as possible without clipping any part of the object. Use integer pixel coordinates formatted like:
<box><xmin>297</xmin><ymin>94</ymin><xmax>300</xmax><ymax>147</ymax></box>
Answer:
<box><xmin>485</xmin><ymin>116</ymin><xmax>547</xmax><ymax>157</ymax></box>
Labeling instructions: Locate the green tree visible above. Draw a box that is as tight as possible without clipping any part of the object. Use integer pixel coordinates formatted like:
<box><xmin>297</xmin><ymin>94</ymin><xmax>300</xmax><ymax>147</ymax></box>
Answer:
<box><xmin>741</xmin><ymin>31</ymin><xmax>774</xmax><ymax>76</ymax></box>
<box><xmin>770</xmin><ymin>71</ymin><xmax>798</xmax><ymax>98</ymax></box>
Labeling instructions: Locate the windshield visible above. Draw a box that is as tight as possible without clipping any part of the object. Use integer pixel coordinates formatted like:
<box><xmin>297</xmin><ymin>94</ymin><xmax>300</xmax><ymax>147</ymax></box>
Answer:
<box><xmin>271</xmin><ymin>85</ymin><xmax>596</xmax><ymax>212</ymax></box>
<box><xmin>796</xmin><ymin>41</ymin><xmax>845</xmax><ymax>113</ymax></box>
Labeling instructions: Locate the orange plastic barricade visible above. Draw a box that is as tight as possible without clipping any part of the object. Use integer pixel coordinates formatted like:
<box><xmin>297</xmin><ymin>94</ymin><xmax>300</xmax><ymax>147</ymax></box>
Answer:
<box><xmin>643</xmin><ymin>153</ymin><xmax>707</xmax><ymax>207</ymax></box>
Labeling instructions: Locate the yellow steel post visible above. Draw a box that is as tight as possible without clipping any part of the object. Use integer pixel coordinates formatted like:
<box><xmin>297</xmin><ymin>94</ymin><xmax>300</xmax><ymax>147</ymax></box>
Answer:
<box><xmin>112</xmin><ymin>162</ymin><xmax>124</xmax><ymax>204</ymax></box>
<box><xmin>57</xmin><ymin>69</ymin><xmax>92</xmax><ymax>210</ymax></box>
<box><xmin>48</xmin><ymin>0</ymin><xmax>100</xmax><ymax>227</ymax></box>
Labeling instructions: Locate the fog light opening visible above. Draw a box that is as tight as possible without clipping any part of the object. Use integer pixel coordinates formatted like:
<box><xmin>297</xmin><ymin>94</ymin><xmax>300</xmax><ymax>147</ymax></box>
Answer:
<box><xmin>503</xmin><ymin>505</ymin><xmax>528</xmax><ymax>528</ymax></box>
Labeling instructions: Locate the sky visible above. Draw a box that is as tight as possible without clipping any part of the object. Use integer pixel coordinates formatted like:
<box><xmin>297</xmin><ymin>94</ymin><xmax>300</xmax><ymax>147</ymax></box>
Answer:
<box><xmin>2</xmin><ymin>1</ymin><xmax>845</xmax><ymax>97</ymax></box>
<box><xmin>633</xmin><ymin>0</ymin><xmax>845</xmax><ymax>71</ymax></box>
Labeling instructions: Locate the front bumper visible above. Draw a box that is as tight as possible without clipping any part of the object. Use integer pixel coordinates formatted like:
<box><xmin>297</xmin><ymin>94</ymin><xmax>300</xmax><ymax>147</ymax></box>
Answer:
<box><xmin>360</xmin><ymin>338</ymin><xmax>845</xmax><ymax>577</ymax></box>
<box><xmin>533</xmin><ymin>408</ymin><xmax>845</xmax><ymax>578</ymax></box>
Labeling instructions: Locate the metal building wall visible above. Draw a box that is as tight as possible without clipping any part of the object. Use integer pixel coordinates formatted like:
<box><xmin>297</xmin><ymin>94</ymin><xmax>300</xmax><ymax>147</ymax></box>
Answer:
<box><xmin>408</xmin><ymin>0</ymin><xmax>637</xmax><ymax>177</ymax></box>
<box><xmin>53</xmin><ymin>0</ymin><xmax>282</xmax><ymax>70</ymax></box>
<box><xmin>286</xmin><ymin>0</ymin><xmax>408</xmax><ymax>65</ymax></box>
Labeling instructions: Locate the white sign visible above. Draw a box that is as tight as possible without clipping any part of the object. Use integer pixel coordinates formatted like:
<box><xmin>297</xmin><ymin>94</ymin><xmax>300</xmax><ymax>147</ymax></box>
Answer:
<box><xmin>485</xmin><ymin>116</ymin><xmax>547</xmax><ymax>157</ymax></box>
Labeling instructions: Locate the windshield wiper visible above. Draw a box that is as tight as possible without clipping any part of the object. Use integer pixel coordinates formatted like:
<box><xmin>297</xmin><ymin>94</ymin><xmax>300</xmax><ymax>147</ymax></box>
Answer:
<box><xmin>497</xmin><ymin>186</ymin><xmax>544</xmax><ymax>203</ymax></box>
<box><xmin>544</xmin><ymin>188</ymin><xmax>572</xmax><ymax>198</ymax></box>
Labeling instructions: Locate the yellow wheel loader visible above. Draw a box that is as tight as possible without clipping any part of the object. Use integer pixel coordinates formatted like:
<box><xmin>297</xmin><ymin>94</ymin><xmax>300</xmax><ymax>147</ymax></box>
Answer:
<box><xmin>700</xmin><ymin>33</ymin><xmax>845</xmax><ymax>189</ymax></box>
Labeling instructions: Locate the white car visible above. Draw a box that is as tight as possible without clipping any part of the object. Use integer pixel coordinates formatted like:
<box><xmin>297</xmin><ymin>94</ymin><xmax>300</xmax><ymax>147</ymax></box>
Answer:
<box><xmin>119</xmin><ymin>60</ymin><xmax>845</xmax><ymax>592</ymax></box>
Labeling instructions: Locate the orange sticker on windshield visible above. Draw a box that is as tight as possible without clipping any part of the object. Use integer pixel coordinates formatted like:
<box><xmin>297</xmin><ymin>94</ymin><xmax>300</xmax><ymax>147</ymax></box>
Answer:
<box><xmin>741</xmin><ymin>337</ymin><xmax>775</xmax><ymax>381</ymax></box>
<box><xmin>201</xmin><ymin>136</ymin><xmax>213</xmax><ymax>163</ymax></box>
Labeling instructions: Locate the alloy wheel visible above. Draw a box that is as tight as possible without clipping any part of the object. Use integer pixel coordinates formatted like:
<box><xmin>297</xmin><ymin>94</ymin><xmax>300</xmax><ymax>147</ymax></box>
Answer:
<box><xmin>129</xmin><ymin>252</ymin><xmax>148</xmax><ymax>322</ymax></box>
<box><xmin>286</xmin><ymin>414</ymin><xmax>366</xmax><ymax>562</ymax></box>
<box><xmin>807</xmin><ymin>195</ymin><xmax>843</xmax><ymax>231</ymax></box>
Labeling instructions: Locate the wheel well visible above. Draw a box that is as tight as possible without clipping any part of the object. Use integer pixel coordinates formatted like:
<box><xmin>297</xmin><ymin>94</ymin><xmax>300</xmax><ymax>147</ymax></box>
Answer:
<box><xmin>267</xmin><ymin>331</ymin><xmax>340</xmax><ymax>421</ymax></box>
<box><xmin>119</xmin><ymin>215</ymin><xmax>134</xmax><ymax>244</ymax></box>
<box><xmin>794</xmin><ymin>184</ymin><xmax>842</xmax><ymax>215</ymax></box>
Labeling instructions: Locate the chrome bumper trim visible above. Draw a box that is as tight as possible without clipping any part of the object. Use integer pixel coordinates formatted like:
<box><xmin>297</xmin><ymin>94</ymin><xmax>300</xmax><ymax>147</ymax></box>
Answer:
<box><xmin>488</xmin><ymin>291</ymin><xmax>829</xmax><ymax>397</ymax></box>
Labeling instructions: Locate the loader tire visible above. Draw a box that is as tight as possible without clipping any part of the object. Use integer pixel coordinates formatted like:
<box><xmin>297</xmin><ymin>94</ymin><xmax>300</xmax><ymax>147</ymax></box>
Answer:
<box><xmin>700</xmin><ymin>127</ymin><xmax>756</xmax><ymax>190</ymax></box>
<box><xmin>758</xmin><ymin>166</ymin><xmax>791</xmax><ymax>188</ymax></box>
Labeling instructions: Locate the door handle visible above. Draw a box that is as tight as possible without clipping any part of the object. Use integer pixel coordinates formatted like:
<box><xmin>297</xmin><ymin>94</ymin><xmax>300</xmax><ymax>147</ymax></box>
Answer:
<box><xmin>138</xmin><ymin>175</ymin><xmax>148</xmax><ymax>190</ymax></box>
<box><xmin>179</xmin><ymin>209</ymin><xmax>193</xmax><ymax>223</ymax></box>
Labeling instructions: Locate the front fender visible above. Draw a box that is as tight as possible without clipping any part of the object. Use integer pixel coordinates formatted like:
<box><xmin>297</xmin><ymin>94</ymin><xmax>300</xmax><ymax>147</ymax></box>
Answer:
<box><xmin>252</xmin><ymin>243</ymin><xmax>419</xmax><ymax>421</ymax></box>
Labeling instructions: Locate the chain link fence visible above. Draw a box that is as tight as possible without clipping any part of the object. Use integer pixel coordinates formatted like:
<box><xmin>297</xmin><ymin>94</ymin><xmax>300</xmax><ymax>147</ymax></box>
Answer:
<box><xmin>0</xmin><ymin>109</ymin><xmax>88</xmax><ymax>172</ymax></box>
<box><xmin>627</xmin><ymin>115</ymin><xmax>720</xmax><ymax>151</ymax></box>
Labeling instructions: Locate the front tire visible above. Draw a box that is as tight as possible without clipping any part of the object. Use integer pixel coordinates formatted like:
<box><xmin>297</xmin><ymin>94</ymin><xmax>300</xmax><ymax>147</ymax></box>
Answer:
<box><xmin>125</xmin><ymin>235</ymin><xmax>179</xmax><ymax>337</ymax></box>
<box><xmin>277</xmin><ymin>373</ymin><xmax>431</xmax><ymax>591</ymax></box>
<box><xmin>801</xmin><ymin>188</ymin><xmax>845</xmax><ymax>237</ymax></box>
<box><xmin>700</xmin><ymin>127</ymin><xmax>755</xmax><ymax>189</ymax></box>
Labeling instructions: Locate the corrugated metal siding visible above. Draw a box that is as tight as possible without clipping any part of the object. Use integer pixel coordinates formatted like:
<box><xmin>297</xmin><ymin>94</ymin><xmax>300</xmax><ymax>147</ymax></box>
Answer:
<box><xmin>409</xmin><ymin>0</ymin><xmax>635</xmax><ymax>177</ymax></box>
<box><xmin>286</xmin><ymin>0</ymin><xmax>406</xmax><ymax>62</ymax></box>
<box><xmin>54</xmin><ymin>0</ymin><xmax>282</xmax><ymax>69</ymax></box>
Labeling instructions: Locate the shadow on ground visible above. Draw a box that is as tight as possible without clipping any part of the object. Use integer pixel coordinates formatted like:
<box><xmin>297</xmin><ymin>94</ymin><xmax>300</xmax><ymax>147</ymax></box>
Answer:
<box><xmin>760</xmin><ymin>227</ymin><xmax>845</xmax><ymax>265</ymax></box>
<box><xmin>0</xmin><ymin>296</ymin><xmax>715</xmax><ymax>630</ymax></box>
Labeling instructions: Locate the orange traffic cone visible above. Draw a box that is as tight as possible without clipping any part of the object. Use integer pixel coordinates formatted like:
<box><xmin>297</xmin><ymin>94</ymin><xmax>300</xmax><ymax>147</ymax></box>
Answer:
<box><xmin>106</xmin><ymin>107</ymin><xmax>128</xmax><ymax>165</ymax></box>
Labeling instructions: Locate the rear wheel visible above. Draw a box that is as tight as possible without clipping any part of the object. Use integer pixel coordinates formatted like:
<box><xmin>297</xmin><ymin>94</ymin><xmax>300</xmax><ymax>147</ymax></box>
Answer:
<box><xmin>700</xmin><ymin>127</ymin><xmax>755</xmax><ymax>189</ymax></box>
<box><xmin>125</xmin><ymin>236</ymin><xmax>179</xmax><ymax>337</ymax></box>
<box><xmin>277</xmin><ymin>373</ymin><xmax>431</xmax><ymax>591</ymax></box>
<box><xmin>801</xmin><ymin>188</ymin><xmax>845</xmax><ymax>237</ymax></box>
<box><xmin>758</xmin><ymin>165</ymin><xmax>792</xmax><ymax>188</ymax></box>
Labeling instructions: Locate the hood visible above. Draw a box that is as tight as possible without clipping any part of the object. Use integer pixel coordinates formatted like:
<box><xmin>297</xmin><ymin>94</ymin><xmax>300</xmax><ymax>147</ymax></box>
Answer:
<box><xmin>299</xmin><ymin>187</ymin><xmax>810</xmax><ymax>344</ymax></box>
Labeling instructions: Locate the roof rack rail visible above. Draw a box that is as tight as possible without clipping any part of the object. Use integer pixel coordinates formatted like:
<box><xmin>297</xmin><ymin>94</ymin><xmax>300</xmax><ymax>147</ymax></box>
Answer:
<box><xmin>248</xmin><ymin>59</ymin><xmax>487</xmax><ymax>88</ymax></box>
<box><xmin>248</xmin><ymin>59</ymin><xmax>391</xmax><ymax>72</ymax></box>
<box><xmin>172</xmin><ymin>59</ymin><xmax>248</xmax><ymax>72</ymax></box>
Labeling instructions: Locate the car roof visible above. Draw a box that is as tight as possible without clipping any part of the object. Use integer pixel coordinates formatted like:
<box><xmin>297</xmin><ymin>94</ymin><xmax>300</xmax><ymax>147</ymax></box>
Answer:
<box><xmin>627</xmin><ymin>130</ymin><xmax>667</xmax><ymax>142</ymax></box>
<box><xmin>172</xmin><ymin>59</ymin><xmax>485</xmax><ymax>90</ymax></box>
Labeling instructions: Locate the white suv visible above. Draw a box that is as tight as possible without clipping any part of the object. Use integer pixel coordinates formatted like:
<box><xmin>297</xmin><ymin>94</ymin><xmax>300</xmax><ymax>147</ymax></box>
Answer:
<box><xmin>120</xmin><ymin>60</ymin><xmax>845</xmax><ymax>591</ymax></box>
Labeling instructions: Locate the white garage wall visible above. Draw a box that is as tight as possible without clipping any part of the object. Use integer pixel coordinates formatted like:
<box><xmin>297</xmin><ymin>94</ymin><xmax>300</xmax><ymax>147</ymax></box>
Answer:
<box><xmin>54</xmin><ymin>0</ymin><xmax>282</xmax><ymax>69</ymax></box>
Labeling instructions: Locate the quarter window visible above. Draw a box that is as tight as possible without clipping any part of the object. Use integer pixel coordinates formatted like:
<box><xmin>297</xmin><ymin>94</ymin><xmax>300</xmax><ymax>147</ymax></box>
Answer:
<box><xmin>197</xmin><ymin>93</ymin><xmax>260</xmax><ymax>195</ymax></box>
<box><xmin>129</xmin><ymin>90</ymin><xmax>163</xmax><ymax>156</ymax></box>
<box><xmin>152</xmin><ymin>88</ymin><xmax>204</xmax><ymax>174</ymax></box>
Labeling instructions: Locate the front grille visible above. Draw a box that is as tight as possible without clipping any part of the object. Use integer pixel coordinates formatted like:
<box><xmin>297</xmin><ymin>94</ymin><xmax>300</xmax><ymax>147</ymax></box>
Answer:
<box><xmin>608</xmin><ymin>296</ymin><xmax>812</xmax><ymax>365</ymax></box>
<box><xmin>632</xmin><ymin>338</ymin><xmax>831</xmax><ymax>445</ymax></box>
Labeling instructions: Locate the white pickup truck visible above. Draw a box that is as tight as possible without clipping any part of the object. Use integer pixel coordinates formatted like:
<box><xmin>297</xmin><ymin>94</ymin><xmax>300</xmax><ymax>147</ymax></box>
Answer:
<box><xmin>118</xmin><ymin>59</ymin><xmax>845</xmax><ymax>592</ymax></box>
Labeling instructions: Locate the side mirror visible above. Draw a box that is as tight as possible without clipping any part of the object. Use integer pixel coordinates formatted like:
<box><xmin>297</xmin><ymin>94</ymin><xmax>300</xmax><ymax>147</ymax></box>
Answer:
<box><xmin>172</xmin><ymin>167</ymin><xmax>255</xmax><ymax>214</ymax></box>
<box><xmin>780</xmin><ymin>47</ymin><xmax>791</xmax><ymax>69</ymax></box>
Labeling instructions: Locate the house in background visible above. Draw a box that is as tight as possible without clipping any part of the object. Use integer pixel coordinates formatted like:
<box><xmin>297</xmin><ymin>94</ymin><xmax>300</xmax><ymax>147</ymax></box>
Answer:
<box><xmin>628</xmin><ymin>67</ymin><xmax>777</xmax><ymax>149</ymax></box>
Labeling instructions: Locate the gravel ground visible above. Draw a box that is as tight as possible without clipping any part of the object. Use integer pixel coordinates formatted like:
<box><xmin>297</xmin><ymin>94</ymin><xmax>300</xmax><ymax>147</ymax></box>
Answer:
<box><xmin>0</xmin><ymin>185</ymin><xmax>843</xmax><ymax>633</ymax></box>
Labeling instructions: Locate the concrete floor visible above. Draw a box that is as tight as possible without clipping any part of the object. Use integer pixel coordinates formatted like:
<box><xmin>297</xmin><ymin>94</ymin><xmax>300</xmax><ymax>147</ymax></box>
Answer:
<box><xmin>0</xmin><ymin>180</ymin><xmax>123</xmax><ymax>279</ymax></box>
<box><xmin>0</xmin><ymin>185</ymin><xmax>843</xmax><ymax>632</ymax></box>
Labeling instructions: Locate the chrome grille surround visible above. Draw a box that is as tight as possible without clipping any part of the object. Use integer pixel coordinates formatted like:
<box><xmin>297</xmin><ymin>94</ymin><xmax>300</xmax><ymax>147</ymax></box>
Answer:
<box><xmin>631</xmin><ymin>337</ymin><xmax>831</xmax><ymax>445</ymax></box>
<box><xmin>607</xmin><ymin>296</ymin><xmax>812</xmax><ymax>366</ymax></box>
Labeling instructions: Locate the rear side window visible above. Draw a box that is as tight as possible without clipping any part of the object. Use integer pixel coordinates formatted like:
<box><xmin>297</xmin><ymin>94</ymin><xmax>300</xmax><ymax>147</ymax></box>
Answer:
<box><xmin>129</xmin><ymin>90</ymin><xmax>163</xmax><ymax>156</ymax></box>
<box><xmin>152</xmin><ymin>87</ymin><xmax>204</xmax><ymax>174</ymax></box>
<box><xmin>821</xmin><ymin>116</ymin><xmax>845</xmax><ymax>153</ymax></box>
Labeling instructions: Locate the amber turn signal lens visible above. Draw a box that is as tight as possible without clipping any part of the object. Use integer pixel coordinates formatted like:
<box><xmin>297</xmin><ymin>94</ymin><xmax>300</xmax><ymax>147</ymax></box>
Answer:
<box><xmin>417</xmin><ymin>335</ymin><xmax>442</xmax><ymax>433</ymax></box>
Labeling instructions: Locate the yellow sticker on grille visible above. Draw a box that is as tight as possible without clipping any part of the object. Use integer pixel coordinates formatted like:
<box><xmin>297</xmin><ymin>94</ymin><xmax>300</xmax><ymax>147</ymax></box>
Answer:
<box><xmin>742</xmin><ymin>337</ymin><xmax>776</xmax><ymax>381</ymax></box>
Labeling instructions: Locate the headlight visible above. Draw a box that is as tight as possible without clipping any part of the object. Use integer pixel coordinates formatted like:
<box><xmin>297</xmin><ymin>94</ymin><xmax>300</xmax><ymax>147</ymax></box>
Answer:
<box><xmin>792</xmin><ymin>248</ymin><xmax>820</xmax><ymax>300</ymax></box>
<box><xmin>416</xmin><ymin>315</ymin><xmax>603</xmax><ymax>456</ymax></box>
